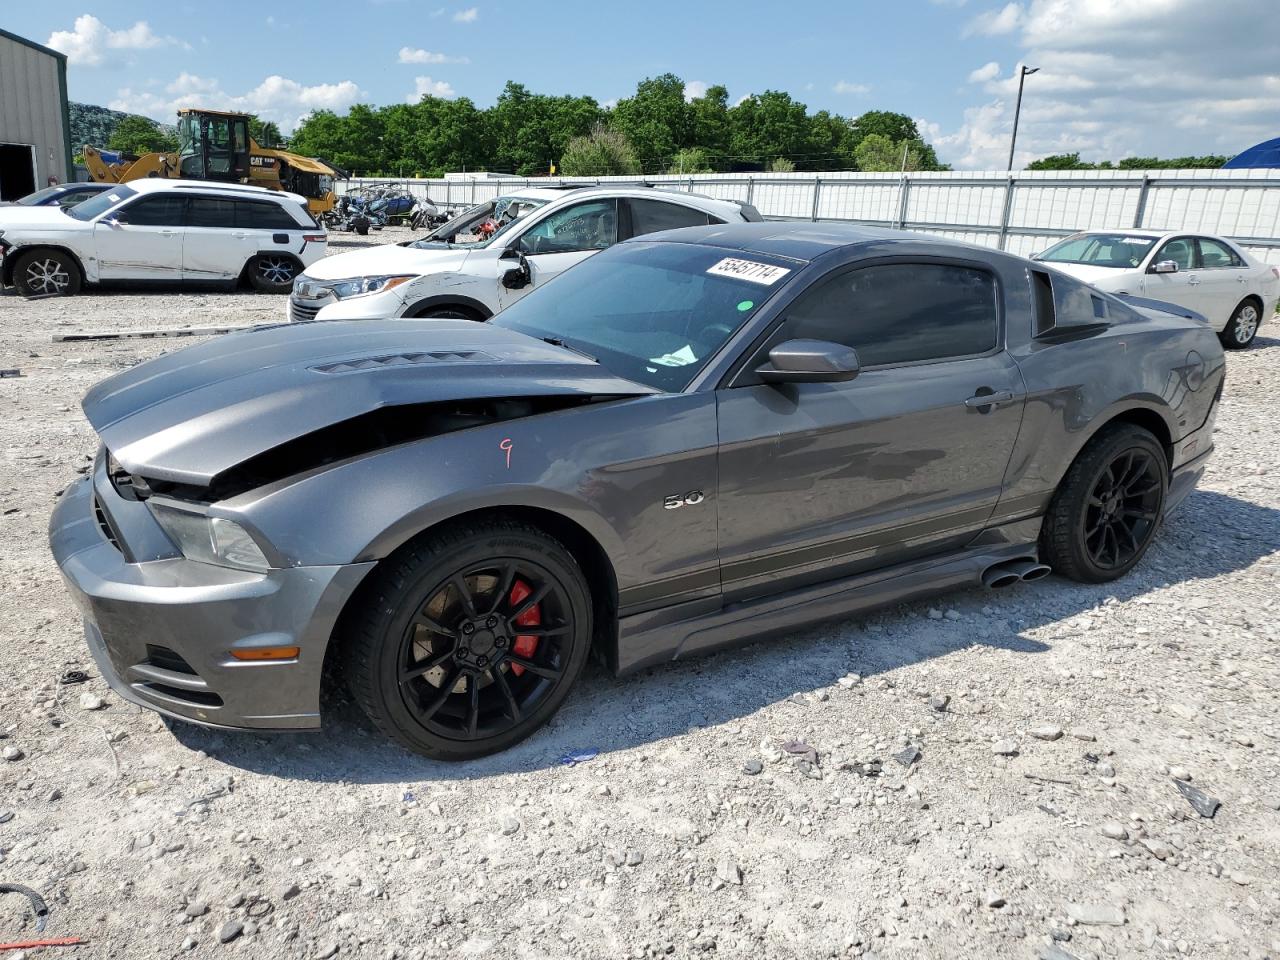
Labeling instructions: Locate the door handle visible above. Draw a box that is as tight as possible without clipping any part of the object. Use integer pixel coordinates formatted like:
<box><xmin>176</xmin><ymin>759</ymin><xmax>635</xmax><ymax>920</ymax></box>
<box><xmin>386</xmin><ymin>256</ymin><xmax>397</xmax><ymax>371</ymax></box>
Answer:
<box><xmin>160</xmin><ymin>229</ymin><xmax>177</xmax><ymax>236</ymax></box>
<box><xmin>965</xmin><ymin>390</ymin><xmax>1013</xmax><ymax>410</ymax></box>
<box><xmin>1237</xmin><ymin>275</ymin><xmax>1248</xmax><ymax>283</ymax></box>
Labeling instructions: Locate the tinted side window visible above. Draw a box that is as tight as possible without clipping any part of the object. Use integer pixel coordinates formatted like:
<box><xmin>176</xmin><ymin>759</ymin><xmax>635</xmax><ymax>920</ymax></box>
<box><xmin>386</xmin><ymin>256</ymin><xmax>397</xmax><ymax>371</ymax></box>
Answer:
<box><xmin>1196</xmin><ymin>237</ymin><xmax>1243</xmax><ymax>268</ymax></box>
<box><xmin>628</xmin><ymin>199</ymin><xmax>715</xmax><ymax>238</ymax></box>
<box><xmin>121</xmin><ymin>195</ymin><xmax>187</xmax><ymax>227</ymax></box>
<box><xmin>783</xmin><ymin>263</ymin><xmax>998</xmax><ymax>366</ymax></box>
<box><xmin>188</xmin><ymin>197</ymin><xmax>238</xmax><ymax>228</ymax></box>
<box><xmin>235</xmin><ymin>200</ymin><xmax>300</xmax><ymax>230</ymax></box>
<box><xmin>517</xmin><ymin>200</ymin><xmax>617</xmax><ymax>254</ymax></box>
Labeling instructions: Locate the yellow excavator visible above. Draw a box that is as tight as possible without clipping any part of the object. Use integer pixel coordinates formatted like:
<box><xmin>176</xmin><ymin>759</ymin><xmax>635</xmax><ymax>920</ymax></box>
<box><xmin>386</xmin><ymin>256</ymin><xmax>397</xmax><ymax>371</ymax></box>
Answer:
<box><xmin>83</xmin><ymin>108</ymin><xmax>341</xmax><ymax>216</ymax></box>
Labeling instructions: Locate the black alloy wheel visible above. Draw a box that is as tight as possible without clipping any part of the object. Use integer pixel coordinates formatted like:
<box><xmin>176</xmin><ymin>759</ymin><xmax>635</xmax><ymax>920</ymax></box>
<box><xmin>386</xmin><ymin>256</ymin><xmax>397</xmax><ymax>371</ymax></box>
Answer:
<box><xmin>1081</xmin><ymin>448</ymin><xmax>1163</xmax><ymax>572</ymax></box>
<box><xmin>344</xmin><ymin>520</ymin><xmax>592</xmax><ymax>759</ymax></box>
<box><xmin>396</xmin><ymin>559</ymin><xmax>572</xmax><ymax>740</ymax></box>
<box><xmin>1040</xmin><ymin>423</ymin><xmax>1168</xmax><ymax>583</ymax></box>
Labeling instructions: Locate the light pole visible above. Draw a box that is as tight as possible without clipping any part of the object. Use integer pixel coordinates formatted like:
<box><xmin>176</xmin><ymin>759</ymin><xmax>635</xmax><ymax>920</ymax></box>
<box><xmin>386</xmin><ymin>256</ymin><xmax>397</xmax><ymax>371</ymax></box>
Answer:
<box><xmin>1007</xmin><ymin>64</ymin><xmax>1040</xmax><ymax>171</ymax></box>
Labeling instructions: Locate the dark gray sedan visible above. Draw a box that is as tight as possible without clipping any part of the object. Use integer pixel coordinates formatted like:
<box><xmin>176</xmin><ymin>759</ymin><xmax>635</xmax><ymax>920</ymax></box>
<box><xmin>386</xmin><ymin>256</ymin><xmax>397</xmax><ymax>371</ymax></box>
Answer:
<box><xmin>50</xmin><ymin>224</ymin><xmax>1225</xmax><ymax>759</ymax></box>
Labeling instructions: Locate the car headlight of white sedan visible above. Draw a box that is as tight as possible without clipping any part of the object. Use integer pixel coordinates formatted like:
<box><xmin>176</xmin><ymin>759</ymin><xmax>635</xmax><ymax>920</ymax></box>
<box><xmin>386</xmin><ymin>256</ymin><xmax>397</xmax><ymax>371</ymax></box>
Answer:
<box><xmin>309</xmin><ymin>275</ymin><xmax>416</xmax><ymax>300</ymax></box>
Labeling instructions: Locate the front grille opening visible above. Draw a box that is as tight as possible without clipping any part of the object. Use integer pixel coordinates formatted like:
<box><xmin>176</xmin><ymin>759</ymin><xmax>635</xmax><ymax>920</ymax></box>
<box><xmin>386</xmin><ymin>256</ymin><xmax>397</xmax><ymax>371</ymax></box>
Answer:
<box><xmin>92</xmin><ymin>496</ymin><xmax>121</xmax><ymax>551</ymax></box>
<box><xmin>144</xmin><ymin>644</ymin><xmax>197</xmax><ymax>675</ymax></box>
<box><xmin>140</xmin><ymin>682</ymin><xmax>224</xmax><ymax>708</ymax></box>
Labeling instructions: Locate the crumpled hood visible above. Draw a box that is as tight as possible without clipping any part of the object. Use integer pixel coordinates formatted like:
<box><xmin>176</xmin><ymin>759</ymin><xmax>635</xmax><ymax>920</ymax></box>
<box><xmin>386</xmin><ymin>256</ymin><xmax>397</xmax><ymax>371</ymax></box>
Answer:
<box><xmin>300</xmin><ymin>242</ymin><xmax>472</xmax><ymax>280</ymax></box>
<box><xmin>82</xmin><ymin>319</ymin><xmax>657</xmax><ymax>486</ymax></box>
<box><xmin>1040</xmin><ymin>263</ymin><xmax>1131</xmax><ymax>288</ymax></box>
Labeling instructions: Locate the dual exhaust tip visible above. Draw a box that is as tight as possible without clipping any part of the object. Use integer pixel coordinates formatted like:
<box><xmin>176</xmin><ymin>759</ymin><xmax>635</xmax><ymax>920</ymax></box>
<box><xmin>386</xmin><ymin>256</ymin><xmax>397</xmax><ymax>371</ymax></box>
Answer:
<box><xmin>982</xmin><ymin>557</ymin><xmax>1052</xmax><ymax>589</ymax></box>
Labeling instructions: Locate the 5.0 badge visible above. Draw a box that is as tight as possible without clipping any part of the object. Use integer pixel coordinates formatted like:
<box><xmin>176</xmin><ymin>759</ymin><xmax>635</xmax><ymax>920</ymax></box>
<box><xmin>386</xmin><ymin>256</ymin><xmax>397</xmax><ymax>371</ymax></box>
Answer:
<box><xmin>663</xmin><ymin>491</ymin><xmax>705</xmax><ymax>510</ymax></box>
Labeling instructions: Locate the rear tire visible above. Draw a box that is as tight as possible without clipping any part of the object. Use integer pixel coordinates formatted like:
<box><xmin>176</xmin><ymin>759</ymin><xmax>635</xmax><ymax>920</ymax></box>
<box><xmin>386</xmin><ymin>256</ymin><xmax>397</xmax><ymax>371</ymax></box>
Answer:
<box><xmin>342</xmin><ymin>520</ymin><xmax>593</xmax><ymax>760</ymax></box>
<box><xmin>1040</xmin><ymin>424</ymin><xmax>1168</xmax><ymax>583</ymax></box>
<box><xmin>246</xmin><ymin>254</ymin><xmax>300</xmax><ymax>294</ymax></box>
<box><xmin>13</xmin><ymin>249</ymin><xmax>81</xmax><ymax>297</ymax></box>
<box><xmin>1219</xmin><ymin>299</ymin><xmax>1261</xmax><ymax>349</ymax></box>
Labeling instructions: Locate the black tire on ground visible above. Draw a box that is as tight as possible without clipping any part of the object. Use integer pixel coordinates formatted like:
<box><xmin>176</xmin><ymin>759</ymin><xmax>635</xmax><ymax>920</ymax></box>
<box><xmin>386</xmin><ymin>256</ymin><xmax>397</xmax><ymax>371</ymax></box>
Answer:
<box><xmin>246</xmin><ymin>254</ymin><xmax>301</xmax><ymax>294</ymax></box>
<box><xmin>12</xmin><ymin>249</ymin><xmax>81</xmax><ymax>298</ymax></box>
<box><xmin>354</xmin><ymin>220</ymin><xmax>370</xmax><ymax>236</ymax></box>
<box><xmin>342</xmin><ymin>519</ymin><xmax>594</xmax><ymax>760</ymax></box>
<box><xmin>1219</xmin><ymin>298</ymin><xmax>1262</xmax><ymax>350</ymax></box>
<box><xmin>1040</xmin><ymin>423</ymin><xmax>1168</xmax><ymax>584</ymax></box>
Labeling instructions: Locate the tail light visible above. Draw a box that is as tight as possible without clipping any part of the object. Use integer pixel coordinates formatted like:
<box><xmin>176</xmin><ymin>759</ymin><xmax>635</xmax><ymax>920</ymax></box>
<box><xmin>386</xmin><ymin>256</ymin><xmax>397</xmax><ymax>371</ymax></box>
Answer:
<box><xmin>303</xmin><ymin>234</ymin><xmax>327</xmax><ymax>243</ymax></box>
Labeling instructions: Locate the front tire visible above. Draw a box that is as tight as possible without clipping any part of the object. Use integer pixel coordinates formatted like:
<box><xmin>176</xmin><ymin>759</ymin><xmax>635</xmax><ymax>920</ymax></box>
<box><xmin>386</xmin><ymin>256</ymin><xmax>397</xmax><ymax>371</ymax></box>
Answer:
<box><xmin>13</xmin><ymin>249</ymin><xmax>81</xmax><ymax>297</ymax></box>
<box><xmin>1040</xmin><ymin>424</ymin><xmax>1168</xmax><ymax>583</ymax></box>
<box><xmin>246</xmin><ymin>254</ymin><xmax>300</xmax><ymax>294</ymax></box>
<box><xmin>343</xmin><ymin>520</ymin><xmax>593</xmax><ymax>760</ymax></box>
<box><xmin>1220</xmin><ymin>299</ymin><xmax>1261</xmax><ymax>349</ymax></box>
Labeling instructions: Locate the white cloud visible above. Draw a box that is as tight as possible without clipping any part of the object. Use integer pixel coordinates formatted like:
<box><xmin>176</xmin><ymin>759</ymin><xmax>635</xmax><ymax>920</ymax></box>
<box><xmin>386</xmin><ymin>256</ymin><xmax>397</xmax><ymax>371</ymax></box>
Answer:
<box><xmin>965</xmin><ymin>2</ymin><xmax>1023</xmax><ymax>35</ymax></box>
<box><xmin>967</xmin><ymin>61</ymin><xmax>1001</xmax><ymax>84</ymax></box>
<box><xmin>683</xmin><ymin>80</ymin><xmax>709</xmax><ymax>102</ymax></box>
<box><xmin>937</xmin><ymin>0</ymin><xmax>1280</xmax><ymax>168</ymax></box>
<box><xmin>833</xmin><ymin>81</ymin><xmax>871</xmax><ymax>95</ymax></box>
<box><xmin>452</xmin><ymin>7</ymin><xmax>479</xmax><ymax>22</ymax></box>
<box><xmin>397</xmin><ymin>47</ymin><xmax>469</xmax><ymax>64</ymax></box>
<box><xmin>46</xmin><ymin>14</ymin><xmax>186</xmax><ymax>66</ymax></box>
<box><xmin>111</xmin><ymin>73</ymin><xmax>363</xmax><ymax>133</ymax></box>
<box><xmin>601</xmin><ymin>98</ymin><xmax>619</xmax><ymax>110</ymax></box>
<box><xmin>407</xmin><ymin>76</ymin><xmax>457</xmax><ymax>102</ymax></box>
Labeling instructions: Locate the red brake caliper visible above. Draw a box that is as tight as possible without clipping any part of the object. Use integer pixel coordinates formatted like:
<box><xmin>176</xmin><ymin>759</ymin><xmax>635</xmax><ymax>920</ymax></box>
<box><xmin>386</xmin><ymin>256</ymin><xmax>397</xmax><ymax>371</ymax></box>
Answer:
<box><xmin>507</xmin><ymin>580</ymin><xmax>541</xmax><ymax>676</ymax></box>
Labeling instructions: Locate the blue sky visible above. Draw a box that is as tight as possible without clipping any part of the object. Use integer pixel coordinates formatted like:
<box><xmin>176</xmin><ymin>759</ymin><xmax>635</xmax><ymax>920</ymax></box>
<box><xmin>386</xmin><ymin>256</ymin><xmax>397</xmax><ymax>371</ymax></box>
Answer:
<box><xmin>6</xmin><ymin>0</ymin><xmax>1276</xmax><ymax>169</ymax></box>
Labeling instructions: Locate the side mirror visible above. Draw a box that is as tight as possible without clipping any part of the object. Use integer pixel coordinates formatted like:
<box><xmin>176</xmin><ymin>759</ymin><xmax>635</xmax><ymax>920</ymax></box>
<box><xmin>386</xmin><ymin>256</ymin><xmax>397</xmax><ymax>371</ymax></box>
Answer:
<box><xmin>106</xmin><ymin>213</ymin><xmax>126</xmax><ymax>226</ymax></box>
<box><xmin>1029</xmin><ymin>252</ymin><xmax>1043</xmax><ymax>261</ymax></box>
<box><xmin>500</xmin><ymin>247</ymin><xmax>531</xmax><ymax>290</ymax></box>
<box><xmin>1150</xmin><ymin>260</ymin><xmax>1178</xmax><ymax>274</ymax></box>
<box><xmin>756</xmin><ymin>339</ymin><xmax>861</xmax><ymax>384</ymax></box>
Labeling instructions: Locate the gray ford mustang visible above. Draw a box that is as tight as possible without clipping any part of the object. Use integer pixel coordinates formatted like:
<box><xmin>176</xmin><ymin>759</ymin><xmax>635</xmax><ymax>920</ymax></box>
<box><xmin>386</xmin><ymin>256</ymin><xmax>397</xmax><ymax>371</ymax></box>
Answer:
<box><xmin>50</xmin><ymin>223</ymin><xmax>1225</xmax><ymax>759</ymax></box>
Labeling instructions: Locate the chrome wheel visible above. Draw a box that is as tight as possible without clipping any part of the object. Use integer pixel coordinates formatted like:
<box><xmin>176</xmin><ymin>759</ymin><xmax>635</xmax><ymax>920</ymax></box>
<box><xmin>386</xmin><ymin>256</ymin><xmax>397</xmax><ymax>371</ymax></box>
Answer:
<box><xmin>1232</xmin><ymin>304</ymin><xmax>1259</xmax><ymax>345</ymax></box>
<box><xmin>24</xmin><ymin>257</ymin><xmax>71</xmax><ymax>295</ymax></box>
<box><xmin>256</xmin><ymin>256</ymin><xmax>297</xmax><ymax>286</ymax></box>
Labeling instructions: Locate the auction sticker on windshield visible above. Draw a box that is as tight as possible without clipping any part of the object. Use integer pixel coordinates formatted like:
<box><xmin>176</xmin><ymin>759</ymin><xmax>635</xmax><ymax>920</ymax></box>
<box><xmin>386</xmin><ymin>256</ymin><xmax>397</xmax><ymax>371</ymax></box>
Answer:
<box><xmin>706</xmin><ymin>258</ymin><xmax>791</xmax><ymax>285</ymax></box>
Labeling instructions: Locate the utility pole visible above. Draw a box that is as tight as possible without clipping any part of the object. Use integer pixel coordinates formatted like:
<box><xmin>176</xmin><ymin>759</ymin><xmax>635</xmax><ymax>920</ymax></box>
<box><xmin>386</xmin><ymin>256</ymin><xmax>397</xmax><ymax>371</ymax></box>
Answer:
<box><xmin>1007</xmin><ymin>64</ymin><xmax>1040</xmax><ymax>172</ymax></box>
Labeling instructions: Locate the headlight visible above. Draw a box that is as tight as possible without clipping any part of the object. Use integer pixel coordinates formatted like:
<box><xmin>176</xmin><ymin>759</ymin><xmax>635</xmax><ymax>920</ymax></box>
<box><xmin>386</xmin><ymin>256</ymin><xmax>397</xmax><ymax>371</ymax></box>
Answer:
<box><xmin>327</xmin><ymin>275</ymin><xmax>415</xmax><ymax>300</ymax></box>
<box><xmin>150</xmin><ymin>503</ymin><xmax>270</xmax><ymax>573</ymax></box>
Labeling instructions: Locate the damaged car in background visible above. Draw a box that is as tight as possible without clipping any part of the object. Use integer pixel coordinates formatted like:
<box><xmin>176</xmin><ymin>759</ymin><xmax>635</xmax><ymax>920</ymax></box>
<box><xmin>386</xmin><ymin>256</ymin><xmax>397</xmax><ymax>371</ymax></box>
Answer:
<box><xmin>287</xmin><ymin>185</ymin><xmax>761</xmax><ymax>324</ymax></box>
<box><xmin>51</xmin><ymin>223</ymin><xmax>1224</xmax><ymax>759</ymax></box>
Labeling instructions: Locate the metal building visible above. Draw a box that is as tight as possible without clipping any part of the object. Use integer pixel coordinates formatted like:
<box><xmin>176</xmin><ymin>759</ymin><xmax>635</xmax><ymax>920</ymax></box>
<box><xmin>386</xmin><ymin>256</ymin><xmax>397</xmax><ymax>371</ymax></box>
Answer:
<box><xmin>0</xmin><ymin>27</ymin><xmax>72</xmax><ymax>201</ymax></box>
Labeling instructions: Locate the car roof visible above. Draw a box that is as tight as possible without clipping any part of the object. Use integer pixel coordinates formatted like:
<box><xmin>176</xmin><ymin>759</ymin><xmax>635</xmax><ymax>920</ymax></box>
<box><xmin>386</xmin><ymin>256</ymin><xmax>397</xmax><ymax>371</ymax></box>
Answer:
<box><xmin>627</xmin><ymin>221</ymin><xmax>977</xmax><ymax>263</ymax></box>
<box><xmin>502</xmin><ymin>184</ymin><xmax>749</xmax><ymax>215</ymax></box>
<box><xmin>127</xmin><ymin>178</ymin><xmax>297</xmax><ymax>202</ymax></box>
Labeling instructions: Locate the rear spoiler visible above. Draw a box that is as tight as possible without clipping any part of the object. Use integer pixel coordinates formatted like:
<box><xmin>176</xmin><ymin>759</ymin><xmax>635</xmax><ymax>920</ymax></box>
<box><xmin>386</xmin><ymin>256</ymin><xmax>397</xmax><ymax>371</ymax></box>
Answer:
<box><xmin>1113</xmin><ymin>293</ymin><xmax>1210</xmax><ymax>324</ymax></box>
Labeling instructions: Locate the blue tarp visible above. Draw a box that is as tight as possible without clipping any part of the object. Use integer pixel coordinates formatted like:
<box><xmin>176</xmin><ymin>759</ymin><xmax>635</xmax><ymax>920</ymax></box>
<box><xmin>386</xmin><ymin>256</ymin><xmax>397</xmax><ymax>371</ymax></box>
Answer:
<box><xmin>1224</xmin><ymin>137</ymin><xmax>1280</xmax><ymax>169</ymax></box>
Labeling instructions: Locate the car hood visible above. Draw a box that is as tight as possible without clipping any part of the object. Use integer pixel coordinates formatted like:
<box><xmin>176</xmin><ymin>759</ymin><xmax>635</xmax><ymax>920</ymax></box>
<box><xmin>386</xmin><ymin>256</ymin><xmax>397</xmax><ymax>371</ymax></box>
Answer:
<box><xmin>0</xmin><ymin>207</ymin><xmax>82</xmax><ymax>229</ymax></box>
<box><xmin>301</xmin><ymin>243</ymin><xmax>473</xmax><ymax>281</ymax></box>
<box><xmin>1040</xmin><ymin>262</ymin><xmax>1133</xmax><ymax>287</ymax></box>
<box><xmin>82</xmin><ymin>319</ymin><xmax>658</xmax><ymax>486</ymax></box>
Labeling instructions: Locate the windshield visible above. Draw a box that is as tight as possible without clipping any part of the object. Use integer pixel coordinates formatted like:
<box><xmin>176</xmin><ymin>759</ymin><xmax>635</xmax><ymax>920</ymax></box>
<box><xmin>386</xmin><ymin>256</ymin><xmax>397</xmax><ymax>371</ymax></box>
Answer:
<box><xmin>490</xmin><ymin>241</ymin><xmax>785</xmax><ymax>392</ymax></box>
<box><xmin>66</xmin><ymin>185</ymin><xmax>137</xmax><ymax>221</ymax></box>
<box><xmin>1038</xmin><ymin>233</ymin><xmax>1156</xmax><ymax>268</ymax></box>
<box><xmin>16</xmin><ymin>186</ymin><xmax>64</xmax><ymax>206</ymax></box>
<box><xmin>411</xmin><ymin>195</ymin><xmax>548</xmax><ymax>249</ymax></box>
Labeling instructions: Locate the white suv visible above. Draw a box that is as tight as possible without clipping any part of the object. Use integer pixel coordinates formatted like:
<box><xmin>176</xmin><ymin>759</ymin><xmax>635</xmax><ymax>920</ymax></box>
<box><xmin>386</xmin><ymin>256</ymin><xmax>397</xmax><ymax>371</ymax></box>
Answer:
<box><xmin>288</xmin><ymin>186</ymin><xmax>761</xmax><ymax>323</ymax></box>
<box><xmin>0</xmin><ymin>179</ymin><xmax>326</xmax><ymax>297</ymax></box>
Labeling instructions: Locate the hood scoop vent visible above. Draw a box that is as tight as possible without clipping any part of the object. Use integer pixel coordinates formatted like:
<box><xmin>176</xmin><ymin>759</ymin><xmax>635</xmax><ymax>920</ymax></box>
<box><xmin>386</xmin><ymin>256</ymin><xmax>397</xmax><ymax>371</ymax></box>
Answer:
<box><xmin>311</xmin><ymin>350</ymin><xmax>501</xmax><ymax>375</ymax></box>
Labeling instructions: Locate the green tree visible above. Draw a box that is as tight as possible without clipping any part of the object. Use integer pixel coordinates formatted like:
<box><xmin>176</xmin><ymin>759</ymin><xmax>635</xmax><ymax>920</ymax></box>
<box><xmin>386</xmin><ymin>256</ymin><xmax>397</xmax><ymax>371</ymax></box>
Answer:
<box><xmin>766</xmin><ymin>157</ymin><xmax>796</xmax><ymax>173</ymax></box>
<box><xmin>1026</xmin><ymin>152</ymin><xmax>1094</xmax><ymax>170</ymax></box>
<box><xmin>612</xmin><ymin>73</ymin><xmax>692</xmax><ymax>171</ymax></box>
<box><xmin>559</xmin><ymin>124</ymin><xmax>640</xmax><ymax>177</ymax></box>
<box><xmin>807</xmin><ymin>110</ymin><xmax>855</xmax><ymax>169</ymax></box>
<box><xmin>729</xmin><ymin>91</ymin><xmax>812</xmax><ymax>168</ymax></box>
<box><xmin>291</xmin><ymin>104</ymin><xmax>386</xmax><ymax>175</ymax></box>
<box><xmin>668</xmin><ymin>147</ymin><xmax>713</xmax><ymax>174</ymax></box>
<box><xmin>687</xmin><ymin>84</ymin><xmax>731</xmax><ymax>165</ymax></box>
<box><xmin>248</xmin><ymin>116</ymin><xmax>283</xmax><ymax>148</ymax></box>
<box><xmin>847</xmin><ymin>111</ymin><xmax>920</xmax><ymax>151</ymax></box>
<box><xmin>108</xmin><ymin>115</ymin><xmax>177</xmax><ymax>154</ymax></box>
<box><xmin>490</xmin><ymin>81</ymin><xmax>601</xmax><ymax>175</ymax></box>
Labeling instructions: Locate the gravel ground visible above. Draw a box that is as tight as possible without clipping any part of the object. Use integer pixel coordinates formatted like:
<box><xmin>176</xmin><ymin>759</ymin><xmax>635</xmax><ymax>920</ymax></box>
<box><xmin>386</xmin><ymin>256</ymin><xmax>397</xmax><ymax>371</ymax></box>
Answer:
<box><xmin>1</xmin><ymin>237</ymin><xmax>1278</xmax><ymax>960</ymax></box>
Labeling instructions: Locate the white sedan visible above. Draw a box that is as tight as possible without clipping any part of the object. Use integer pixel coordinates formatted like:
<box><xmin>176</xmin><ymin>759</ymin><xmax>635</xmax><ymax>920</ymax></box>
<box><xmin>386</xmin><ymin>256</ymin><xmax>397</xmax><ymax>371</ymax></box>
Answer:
<box><xmin>1035</xmin><ymin>230</ymin><xmax>1280</xmax><ymax>349</ymax></box>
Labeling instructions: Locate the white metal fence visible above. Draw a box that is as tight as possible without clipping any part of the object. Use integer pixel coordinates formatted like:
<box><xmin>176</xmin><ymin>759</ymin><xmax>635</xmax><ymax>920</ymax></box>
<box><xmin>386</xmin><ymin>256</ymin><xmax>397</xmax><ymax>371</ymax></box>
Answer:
<box><xmin>341</xmin><ymin>169</ymin><xmax>1280</xmax><ymax>264</ymax></box>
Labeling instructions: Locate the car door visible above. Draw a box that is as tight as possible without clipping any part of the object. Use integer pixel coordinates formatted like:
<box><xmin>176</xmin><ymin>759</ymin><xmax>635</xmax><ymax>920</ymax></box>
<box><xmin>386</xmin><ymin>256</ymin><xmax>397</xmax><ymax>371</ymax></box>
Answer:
<box><xmin>1141</xmin><ymin>235</ymin><xmax>1212</xmax><ymax>316</ymax></box>
<box><xmin>495</xmin><ymin>199</ymin><xmax>617</xmax><ymax>310</ymax></box>
<box><xmin>94</xmin><ymin>193</ymin><xmax>187</xmax><ymax>280</ymax></box>
<box><xmin>715</xmin><ymin>259</ymin><xmax>1025</xmax><ymax>603</ymax></box>
<box><xmin>1192</xmin><ymin>236</ymin><xmax>1251</xmax><ymax>328</ymax></box>
<box><xmin>183</xmin><ymin>195</ymin><xmax>249</xmax><ymax>280</ymax></box>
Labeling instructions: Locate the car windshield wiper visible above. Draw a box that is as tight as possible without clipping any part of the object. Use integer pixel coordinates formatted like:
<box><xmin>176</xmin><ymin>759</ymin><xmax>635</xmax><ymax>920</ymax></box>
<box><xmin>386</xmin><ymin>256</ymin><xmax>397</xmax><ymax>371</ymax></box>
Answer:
<box><xmin>540</xmin><ymin>337</ymin><xmax>597</xmax><ymax>363</ymax></box>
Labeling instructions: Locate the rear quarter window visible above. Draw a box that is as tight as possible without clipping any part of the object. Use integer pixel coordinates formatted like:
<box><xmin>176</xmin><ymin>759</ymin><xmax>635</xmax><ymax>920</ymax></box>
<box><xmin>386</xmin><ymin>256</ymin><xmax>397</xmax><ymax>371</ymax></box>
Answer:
<box><xmin>235</xmin><ymin>200</ymin><xmax>301</xmax><ymax>230</ymax></box>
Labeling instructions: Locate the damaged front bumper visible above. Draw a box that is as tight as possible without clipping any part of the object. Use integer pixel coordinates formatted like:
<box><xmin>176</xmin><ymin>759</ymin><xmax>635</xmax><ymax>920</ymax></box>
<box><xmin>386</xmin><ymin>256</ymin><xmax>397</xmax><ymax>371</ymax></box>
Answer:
<box><xmin>48</xmin><ymin>466</ymin><xmax>373</xmax><ymax>731</ymax></box>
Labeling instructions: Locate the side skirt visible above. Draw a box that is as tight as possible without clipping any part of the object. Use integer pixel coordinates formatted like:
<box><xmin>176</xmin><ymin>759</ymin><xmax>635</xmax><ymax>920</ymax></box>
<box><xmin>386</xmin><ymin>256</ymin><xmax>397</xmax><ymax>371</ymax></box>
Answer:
<box><xmin>614</xmin><ymin>525</ymin><xmax>1041</xmax><ymax>677</ymax></box>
